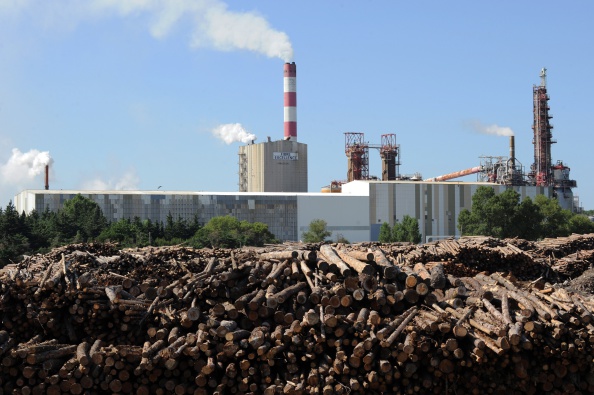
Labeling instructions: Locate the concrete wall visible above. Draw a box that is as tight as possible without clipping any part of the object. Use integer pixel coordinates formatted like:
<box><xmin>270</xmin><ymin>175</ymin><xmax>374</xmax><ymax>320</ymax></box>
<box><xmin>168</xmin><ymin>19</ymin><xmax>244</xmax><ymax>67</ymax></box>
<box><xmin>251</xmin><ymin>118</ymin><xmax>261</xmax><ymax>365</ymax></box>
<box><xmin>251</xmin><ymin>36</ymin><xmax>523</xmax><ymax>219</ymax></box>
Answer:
<box><xmin>14</xmin><ymin>181</ymin><xmax>553</xmax><ymax>244</ymax></box>
<box><xmin>367</xmin><ymin>181</ymin><xmax>552</xmax><ymax>242</ymax></box>
<box><xmin>297</xmin><ymin>194</ymin><xmax>369</xmax><ymax>243</ymax></box>
<box><xmin>239</xmin><ymin>140</ymin><xmax>307</xmax><ymax>192</ymax></box>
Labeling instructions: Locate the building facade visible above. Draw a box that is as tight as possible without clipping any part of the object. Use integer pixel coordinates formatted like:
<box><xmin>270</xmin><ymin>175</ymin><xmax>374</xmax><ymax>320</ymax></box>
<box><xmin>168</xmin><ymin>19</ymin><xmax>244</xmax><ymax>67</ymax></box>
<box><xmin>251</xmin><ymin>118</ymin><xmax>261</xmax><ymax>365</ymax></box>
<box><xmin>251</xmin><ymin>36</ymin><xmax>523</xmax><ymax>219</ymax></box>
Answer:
<box><xmin>238</xmin><ymin>140</ymin><xmax>308</xmax><ymax>193</ymax></box>
<box><xmin>14</xmin><ymin>181</ymin><xmax>552</xmax><ymax>243</ymax></box>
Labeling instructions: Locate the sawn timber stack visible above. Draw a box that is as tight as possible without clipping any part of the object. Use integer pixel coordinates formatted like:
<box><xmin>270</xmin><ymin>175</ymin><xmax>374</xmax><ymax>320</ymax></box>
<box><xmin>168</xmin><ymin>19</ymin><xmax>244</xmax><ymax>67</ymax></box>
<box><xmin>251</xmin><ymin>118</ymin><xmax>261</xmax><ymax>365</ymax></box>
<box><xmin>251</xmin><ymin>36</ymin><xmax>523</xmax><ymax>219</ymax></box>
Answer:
<box><xmin>0</xmin><ymin>236</ymin><xmax>594</xmax><ymax>394</ymax></box>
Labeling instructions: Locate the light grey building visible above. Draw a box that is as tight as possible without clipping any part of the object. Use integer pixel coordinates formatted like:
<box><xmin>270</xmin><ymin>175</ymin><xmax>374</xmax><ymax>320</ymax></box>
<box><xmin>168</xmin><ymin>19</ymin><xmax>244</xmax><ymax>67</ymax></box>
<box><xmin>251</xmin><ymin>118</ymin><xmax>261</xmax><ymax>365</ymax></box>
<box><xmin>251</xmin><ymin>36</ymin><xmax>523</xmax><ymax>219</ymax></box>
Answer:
<box><xmin>14</xmin><ymin>181</ymin><xmax>552</xmax><ymax>243</ymax></box>
<box><xmin>238</xmin><ymin>139</ymin><xmax>308</xmax><ymax>193</ymax></box>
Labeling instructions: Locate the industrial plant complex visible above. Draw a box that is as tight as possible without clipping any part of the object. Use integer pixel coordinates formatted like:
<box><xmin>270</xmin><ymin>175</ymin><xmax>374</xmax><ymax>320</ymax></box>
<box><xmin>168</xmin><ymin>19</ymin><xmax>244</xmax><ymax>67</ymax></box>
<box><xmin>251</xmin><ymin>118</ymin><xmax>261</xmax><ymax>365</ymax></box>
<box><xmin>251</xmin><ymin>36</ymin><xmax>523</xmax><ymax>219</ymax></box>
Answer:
<box><xmin>13</xmin><ymin>65</ymin><xmax>577</xmax><ymax>243</ymax></box>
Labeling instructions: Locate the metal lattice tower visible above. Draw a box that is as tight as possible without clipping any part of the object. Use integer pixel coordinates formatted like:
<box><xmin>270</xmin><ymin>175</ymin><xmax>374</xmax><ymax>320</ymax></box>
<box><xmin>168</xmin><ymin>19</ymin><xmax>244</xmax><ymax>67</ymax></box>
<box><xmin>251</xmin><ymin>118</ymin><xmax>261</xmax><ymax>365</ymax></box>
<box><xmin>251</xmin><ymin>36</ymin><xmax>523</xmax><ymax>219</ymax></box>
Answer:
<box><xmin>530</xmin><ymin>67</ymin><xmax>556</xmax><ymax>186</ymax></box>
<box><xmin>380</xmin><ymin>134</ymin><xmax>400</xmax><ymax>180</ymax></box>
<box><xmin>345</xmin><ymin>132</ymin><xmax>369</xmax><ymax>182</ymax></box>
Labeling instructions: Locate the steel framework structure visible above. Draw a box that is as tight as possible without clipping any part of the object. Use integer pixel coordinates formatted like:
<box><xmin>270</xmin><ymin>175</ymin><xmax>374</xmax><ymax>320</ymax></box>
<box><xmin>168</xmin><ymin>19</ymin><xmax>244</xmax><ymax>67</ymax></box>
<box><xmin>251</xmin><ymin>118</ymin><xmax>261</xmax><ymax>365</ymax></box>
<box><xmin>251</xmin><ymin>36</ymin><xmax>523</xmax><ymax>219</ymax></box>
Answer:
<box><xmin>529</xmin><ymin>68</ymin><xmax>556</xmax><ymax>186</ymax></box>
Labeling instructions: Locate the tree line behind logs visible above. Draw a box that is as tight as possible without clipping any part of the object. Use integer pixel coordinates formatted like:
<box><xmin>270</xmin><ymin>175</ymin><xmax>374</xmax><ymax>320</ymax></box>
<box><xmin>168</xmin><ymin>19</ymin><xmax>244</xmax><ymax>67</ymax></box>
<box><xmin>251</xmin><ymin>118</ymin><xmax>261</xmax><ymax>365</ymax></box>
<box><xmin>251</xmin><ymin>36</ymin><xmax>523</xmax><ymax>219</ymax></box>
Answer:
<box><xmin>0</xmin><ymin>235</ymin><xmax>594</xmax><ymax>394</ymax></box>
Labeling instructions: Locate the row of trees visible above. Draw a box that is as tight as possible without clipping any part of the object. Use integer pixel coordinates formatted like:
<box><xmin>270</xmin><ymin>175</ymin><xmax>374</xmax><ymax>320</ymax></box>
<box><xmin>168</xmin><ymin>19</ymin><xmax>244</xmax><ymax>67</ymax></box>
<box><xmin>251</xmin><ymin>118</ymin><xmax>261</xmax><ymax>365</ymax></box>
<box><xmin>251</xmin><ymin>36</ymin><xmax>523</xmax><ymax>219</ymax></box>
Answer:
<box><xmin>0</xmin><ymin>195</ymin><xmax>278</xmax><ymax>265</ymax></box>
<box><xmin>458</xmin><ymin>187</ymin><xmax>594</xmax><ymax>239</ymax></box>
<box><xmin>2</xmin><ymin>188</ymin><xmax>593</xmax><ymax>264</ymax></box>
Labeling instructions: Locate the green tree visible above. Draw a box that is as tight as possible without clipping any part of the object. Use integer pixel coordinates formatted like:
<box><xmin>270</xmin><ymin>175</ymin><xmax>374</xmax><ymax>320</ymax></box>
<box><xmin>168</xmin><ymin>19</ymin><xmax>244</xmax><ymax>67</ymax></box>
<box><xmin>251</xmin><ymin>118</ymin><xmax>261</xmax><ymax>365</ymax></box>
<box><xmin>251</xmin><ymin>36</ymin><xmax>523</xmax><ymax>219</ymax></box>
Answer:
<box><xmin>98</xmin><ymin>219</ymin><xmax>137</xmax><ymax>246</ymax></box>
<box><xmin>534</xmin><ymin>194</ymin><xmax>572</xmax><ymax>237</ymax></box>
<box><xmin>568</xmin><ymin>214</ymin><xmax>594</xmax><ymax>235</ymax></box>
<box><xmin>488</xmin><ymin>189</ymin><xmax>522</xmax><ymax>238</ymax></box>
<box><xmin>57</xmin><ymin>194</ymin><xmax>107</xmax><ymax>242</ymax></box>
<box><xmin>0</xmin><ymin>202</ymin><xmax>30</xmax><ymax>264</ymax></box>
<box><xmin>393</xmin><ymin>215</ymin><xmax>422</xmax><ymax>244</ymax></box>
<box><xmin>378</xmin><ymin>222</ymin><xmax>392</xmax><ymax>243</ymax></box>
<box><xmin>458</xmin><ymin>187</ymin><xmax>496</xmax><ymax>236</ymax></box>
<box><xmin>513</xmin><ymin>197</ymin><xmax>543</xmax><ymax>240</ymax></box>
<box><xmin>457</xmin><ymin>186</ymin><xmax>584</xmax><ymax>240</ymax></box>
<box><xmin>191</xmin><ymin>216</ymin><xmax>276</xmax><ymax>248</ymax></box>
<box><xmin>301</xmin><ymin>219</ymin><xmax>332</xmax><ymax>243</ymax></box>
<box><xmin>24</xmin><ymin>208</ymin><xmax>58</xmax><ymax>251</ymax></box>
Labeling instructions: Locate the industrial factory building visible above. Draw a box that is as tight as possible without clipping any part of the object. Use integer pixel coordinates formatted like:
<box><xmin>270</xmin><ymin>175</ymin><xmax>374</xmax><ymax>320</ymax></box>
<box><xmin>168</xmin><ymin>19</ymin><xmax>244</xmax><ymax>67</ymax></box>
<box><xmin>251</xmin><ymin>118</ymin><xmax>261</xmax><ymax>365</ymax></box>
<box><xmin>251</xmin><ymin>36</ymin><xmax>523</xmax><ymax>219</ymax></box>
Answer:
<box><xmin>238</xmin><ymin>62</ymin><xmax>308</xmax><ymax>193</ymax></box>
<box><xmin>13</xmin><ymin>66</ymin><xmax>578</xmax><ymax>243</ymax></box>
<box><xmin>13</xmin><ymin>181</ymin><xmax>552</xmax><ymax>244</ymax></box>
<box><xmin>238</xmin><ymin>139</ymin><xmax>307</xmax><ymax>193</ymax></box>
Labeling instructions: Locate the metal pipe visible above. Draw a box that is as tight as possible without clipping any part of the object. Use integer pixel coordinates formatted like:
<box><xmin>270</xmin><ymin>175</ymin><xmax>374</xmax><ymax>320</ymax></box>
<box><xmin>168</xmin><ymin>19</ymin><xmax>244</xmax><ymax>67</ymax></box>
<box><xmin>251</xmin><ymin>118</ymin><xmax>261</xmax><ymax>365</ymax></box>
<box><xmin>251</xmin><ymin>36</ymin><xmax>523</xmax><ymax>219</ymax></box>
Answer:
<box><xmin>424</xmin><ymin>166</ymin><xmax>483</xmax><ymax>182</ymax></box>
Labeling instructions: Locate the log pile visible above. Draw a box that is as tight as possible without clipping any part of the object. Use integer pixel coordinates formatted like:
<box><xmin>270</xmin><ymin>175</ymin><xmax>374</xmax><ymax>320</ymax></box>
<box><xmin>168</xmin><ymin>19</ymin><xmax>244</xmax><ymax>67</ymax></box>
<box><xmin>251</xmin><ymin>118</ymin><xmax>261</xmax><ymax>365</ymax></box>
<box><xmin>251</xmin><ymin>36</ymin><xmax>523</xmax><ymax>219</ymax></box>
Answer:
<box><xmin>1</xmin><ymin>238</ymin><xmax>594</xmax><ymax>394</ymax></box>
<box><xmin>550</xmin><ymin>249</ymin><xmax>594</xmax><ymax>279</ymax></box>
<box><xmin>534</xmin><ymin>233</ymin><xmax>594</xmax><ymax>259</ymax></box>
<box><xmin>383</xmin><ymin>237</ymin><xmax>546</xmax><ymax>280</ymax></box>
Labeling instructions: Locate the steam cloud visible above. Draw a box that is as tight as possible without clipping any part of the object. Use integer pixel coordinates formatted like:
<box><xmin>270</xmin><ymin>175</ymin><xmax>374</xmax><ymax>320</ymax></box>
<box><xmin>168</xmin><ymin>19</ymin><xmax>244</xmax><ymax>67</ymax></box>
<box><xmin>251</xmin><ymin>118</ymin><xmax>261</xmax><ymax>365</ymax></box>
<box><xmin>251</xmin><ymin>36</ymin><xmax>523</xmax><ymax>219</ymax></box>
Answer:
<box><xmin>0</xmin><ymin>148</ymin><xmax>53</xmax><ymax>185</ymax></box>
<box><xmin>81</xmin><ymin>169</ymin><xmax>140</xmax><ymax>191</ymax></box>
<box><xmin>468</xmin><ymin>120</ymin><xmax>515</xmax><ymax>137</ymax></box>
<box><xmin>1</xmin><ymin>0</ymin><xmax>294</xmax><ymax>61</ymax></box>
<box><xmin>212</xmin><ymin>123</ymin><xmax>257</xmax><ymax>144</ymax></box>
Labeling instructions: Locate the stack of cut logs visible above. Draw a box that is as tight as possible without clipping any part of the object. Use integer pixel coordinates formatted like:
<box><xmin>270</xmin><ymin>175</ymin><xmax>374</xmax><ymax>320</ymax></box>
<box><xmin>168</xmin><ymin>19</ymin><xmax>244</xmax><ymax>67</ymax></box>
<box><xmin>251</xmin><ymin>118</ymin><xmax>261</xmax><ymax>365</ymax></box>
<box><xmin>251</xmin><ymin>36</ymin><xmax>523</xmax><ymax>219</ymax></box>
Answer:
<box><xmin>1</xmin><ymin>236</ymin><xmax>594</xmax><ymax>394</ymax></box>
<box><xmin>535</xmin><ymin>233</ymin><xmax>594</xmax><ymax>258</ymax></box>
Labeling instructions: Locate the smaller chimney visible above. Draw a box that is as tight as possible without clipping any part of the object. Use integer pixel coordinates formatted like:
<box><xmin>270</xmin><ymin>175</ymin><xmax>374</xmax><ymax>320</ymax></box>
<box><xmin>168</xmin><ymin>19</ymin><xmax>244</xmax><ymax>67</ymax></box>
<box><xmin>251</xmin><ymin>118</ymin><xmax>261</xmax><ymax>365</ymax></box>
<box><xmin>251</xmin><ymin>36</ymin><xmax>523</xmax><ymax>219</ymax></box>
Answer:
<box><xmin>45</xmin><ymin>164</ymin><xmax>49</xmax><ymax>190</ymax></box>
<box><xmin>509</xmin><ymin>135</ymin><xmax>515</xmax><ymax>168</ymax></box>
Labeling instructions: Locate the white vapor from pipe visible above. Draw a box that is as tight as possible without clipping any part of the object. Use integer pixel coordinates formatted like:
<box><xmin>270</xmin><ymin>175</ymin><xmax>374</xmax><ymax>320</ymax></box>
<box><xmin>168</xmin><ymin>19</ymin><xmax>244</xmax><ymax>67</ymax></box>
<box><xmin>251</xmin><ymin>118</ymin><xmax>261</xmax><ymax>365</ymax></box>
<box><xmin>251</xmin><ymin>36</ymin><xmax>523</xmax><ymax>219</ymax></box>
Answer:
<box><xmin>0</xmin><ymin>148</ymin><xmax>53</xmax><ymax>185</ymax></box>
<box><xmin>467</xmin><ymin>120</ymin><xmax>514</xmax><ymax>137</ymax></box>
<box><xmin>212</xmin><ymin>123</ymin><xmax>256</xmax><ymax>144</ymax></box>
<box><xmin>0</xmin><ymin>0</ymin><xmax>294</xmax><ymax>61</ymax></box>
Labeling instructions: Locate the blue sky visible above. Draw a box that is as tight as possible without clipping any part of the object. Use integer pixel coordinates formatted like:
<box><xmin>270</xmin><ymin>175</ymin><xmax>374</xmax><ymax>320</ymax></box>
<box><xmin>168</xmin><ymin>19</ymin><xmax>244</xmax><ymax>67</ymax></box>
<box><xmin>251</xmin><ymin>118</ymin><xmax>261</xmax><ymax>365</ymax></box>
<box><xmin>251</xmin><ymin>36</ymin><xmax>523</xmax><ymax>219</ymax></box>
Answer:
<box><xmin>1</xmin><ymin>1</ymin><xmax>593</xmax><ymax>210</ymax></box>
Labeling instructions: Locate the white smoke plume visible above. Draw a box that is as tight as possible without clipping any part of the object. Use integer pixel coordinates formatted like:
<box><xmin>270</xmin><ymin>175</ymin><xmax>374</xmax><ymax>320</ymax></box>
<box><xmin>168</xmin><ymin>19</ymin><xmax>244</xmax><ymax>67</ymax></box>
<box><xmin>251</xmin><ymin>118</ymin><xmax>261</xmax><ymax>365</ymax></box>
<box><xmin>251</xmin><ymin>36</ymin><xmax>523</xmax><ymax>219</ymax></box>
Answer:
<box><xmin>81</xmin><ymin>169</ymin><xmax>140</xmax><ymax>191</ymax></box>
<box><xmin>0</xmin><ymin>148</ymin><xmax>53</xmax><ymax>185</ymax></box>
<box><xmin>467</xmin><ymin>120</ymin><xmax>514</xmax><ymax>137</ymax></box>
<box><xmin>0</xmin><ymin>0</ymin><xmax>294</xmax><ymax>61</ymax></box>
<box><xmin>212</xmin><ymin>123</ymin><xmax>257</xmax><ymax>144</ymax></box>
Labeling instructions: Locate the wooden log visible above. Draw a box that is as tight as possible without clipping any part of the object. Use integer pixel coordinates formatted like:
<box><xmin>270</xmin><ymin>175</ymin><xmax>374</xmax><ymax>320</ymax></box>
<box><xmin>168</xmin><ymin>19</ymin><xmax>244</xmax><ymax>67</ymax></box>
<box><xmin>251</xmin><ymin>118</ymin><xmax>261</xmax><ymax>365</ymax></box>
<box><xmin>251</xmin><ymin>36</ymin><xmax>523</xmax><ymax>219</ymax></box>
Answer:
<box><xmin>76</xmin><ymin>342</ymin><xmax>90</xmax><ymax>366</ymax></box>
<box><xmin>270</xmin><ymin>281</ymin><xmax>307</xmax><ymax>305</ymax></box>
<box><xmin>334</xmin><ymin>249</ymin><xmax>375</xmax><ymax>276</ymax></box>
<box><xmin>259</xmin><ymin>251</ymin><xmax>298</xmax><ymax>260</ymax></box>
<box><xmin>319</xmin><ymin>245</ymin><xmax>352</xmax><ymax>277</ymax></box>
<box><xmin>381</xmin><ymin>308</ymin><xmax>418</xmax><ymax>347</ymax></box>
<box><xmin>429</xmin><ymin>263</ymin><xmax>447</xmax><ymax>290</ymax></box>
<box><xmin>26</xmin><ymin>345</ymin><xmax>77</xmax><ymax>365</ymax></box>
<box><xmin>371</xmin><ymin>248</ymin><xmax>400</xmax><ymax>280</ymax></box>
<box><xmin>452</xmin><ymin>306</ymin><xmax>476</xmax><ymax>338</ymax></box>
<box><xmin>344</xmin><ymin>250</ymin><xmax>375</xmax><ymax>262</ymax></box>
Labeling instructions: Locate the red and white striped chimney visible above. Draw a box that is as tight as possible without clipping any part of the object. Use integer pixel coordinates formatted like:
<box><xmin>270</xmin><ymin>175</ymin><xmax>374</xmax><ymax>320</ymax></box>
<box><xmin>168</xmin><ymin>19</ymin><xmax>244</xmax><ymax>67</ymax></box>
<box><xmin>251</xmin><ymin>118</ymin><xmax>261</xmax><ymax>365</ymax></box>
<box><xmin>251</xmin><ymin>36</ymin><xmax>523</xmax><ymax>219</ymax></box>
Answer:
<box><xmin>283</xmin><ymin>62</ymin><xmax>297</xmax><ymax>141</ymax></box>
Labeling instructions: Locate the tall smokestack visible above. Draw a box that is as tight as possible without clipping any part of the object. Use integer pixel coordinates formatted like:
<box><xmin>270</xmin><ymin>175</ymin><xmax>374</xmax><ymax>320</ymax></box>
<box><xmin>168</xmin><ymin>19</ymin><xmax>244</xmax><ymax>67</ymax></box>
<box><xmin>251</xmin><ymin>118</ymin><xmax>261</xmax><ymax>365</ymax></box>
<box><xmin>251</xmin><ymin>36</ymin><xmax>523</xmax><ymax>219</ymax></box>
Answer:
<box><xmin>45</xmin><ymin>164</ymin><xmax>49</xmax><ymax>190</ymax></box>
<box><xmin>509</xmin><ymin>135</ymin><xmax>515</xmax><ymax>168</ymax></box>
<box><xmin>283</xmin><ymin>62</ymin><xmax>297</xmax><ymax>141</ymax></box>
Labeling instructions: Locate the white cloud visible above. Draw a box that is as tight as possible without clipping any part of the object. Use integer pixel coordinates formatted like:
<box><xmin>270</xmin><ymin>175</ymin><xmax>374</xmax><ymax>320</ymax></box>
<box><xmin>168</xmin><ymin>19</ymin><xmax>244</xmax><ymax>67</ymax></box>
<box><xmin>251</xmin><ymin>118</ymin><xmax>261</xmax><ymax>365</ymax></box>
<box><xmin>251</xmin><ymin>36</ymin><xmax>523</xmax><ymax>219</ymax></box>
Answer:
<box><xmin>80</xmin><ymin>168</ymin><xmax>140</xmax><ymax>190</ymax></box>
<box><xmin>1</xmin><ymin>0</ymin><xmax>294</xmax><ymax>61</ymax></box>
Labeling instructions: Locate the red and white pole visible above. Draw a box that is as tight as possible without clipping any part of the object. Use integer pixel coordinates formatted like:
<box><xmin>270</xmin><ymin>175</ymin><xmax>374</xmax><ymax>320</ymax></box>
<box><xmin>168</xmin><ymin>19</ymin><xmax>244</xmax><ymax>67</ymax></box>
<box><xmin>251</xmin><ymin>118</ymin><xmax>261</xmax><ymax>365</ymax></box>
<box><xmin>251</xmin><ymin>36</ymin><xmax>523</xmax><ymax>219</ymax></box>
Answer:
<box><xmin>283</xmin><ymin>62</ymin><xmax>297</xmax><ymax>140</ymax></box>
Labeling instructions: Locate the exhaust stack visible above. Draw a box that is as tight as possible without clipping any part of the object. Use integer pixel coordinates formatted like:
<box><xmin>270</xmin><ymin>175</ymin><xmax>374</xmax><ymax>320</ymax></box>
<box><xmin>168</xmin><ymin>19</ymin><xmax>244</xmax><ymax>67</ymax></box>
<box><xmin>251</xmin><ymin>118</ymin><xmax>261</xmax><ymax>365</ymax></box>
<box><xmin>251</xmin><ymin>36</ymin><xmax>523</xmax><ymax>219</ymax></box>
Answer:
<box><xmin>45</xmin><ymin>164</ymin><xmax>49</xmax><ymax>190</ymax></box>
<box><xmin>283</xmin><ymin>62</ymin><xmax>297</xmax><ymax>141</ymax></box>
<box><xmin>509</xmin><ymin>135</ymin><xmax>515</xmax><ymax>168</ymax></box>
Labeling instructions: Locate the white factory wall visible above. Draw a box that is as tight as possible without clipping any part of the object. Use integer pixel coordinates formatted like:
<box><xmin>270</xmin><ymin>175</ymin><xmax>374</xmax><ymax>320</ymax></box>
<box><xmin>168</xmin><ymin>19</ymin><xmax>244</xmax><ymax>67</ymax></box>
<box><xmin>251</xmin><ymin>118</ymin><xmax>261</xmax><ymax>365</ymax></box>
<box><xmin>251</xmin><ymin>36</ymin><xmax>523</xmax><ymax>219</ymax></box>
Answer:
<box><xmin>14</xmin><ymin>182</ymin><xmax>554</xmax><ymax>244</ymax></box>
<box><xmin>12</xmin><ymin>191</ymin><xmax>36</xmax><ymax>214</ymax></box>
<box><xmin>367</xmin><ymin>181</ymin><xmax>553</xmax><ymax>242</ymax></box>
<box><xmin>297</xmin><ymin>194</ymin><xmax>369</xmax><ymax>243</ymax></box>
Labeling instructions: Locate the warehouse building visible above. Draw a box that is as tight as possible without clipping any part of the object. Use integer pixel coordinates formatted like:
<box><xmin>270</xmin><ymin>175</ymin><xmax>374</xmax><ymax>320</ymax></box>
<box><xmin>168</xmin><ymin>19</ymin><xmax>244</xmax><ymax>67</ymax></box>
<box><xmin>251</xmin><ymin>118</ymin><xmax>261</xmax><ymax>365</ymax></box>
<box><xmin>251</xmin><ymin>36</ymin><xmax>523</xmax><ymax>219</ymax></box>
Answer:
<box><xmin>13</xmin><ymin>181</ymin><xmax>551</xmax><ymax>243</ymax></box>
